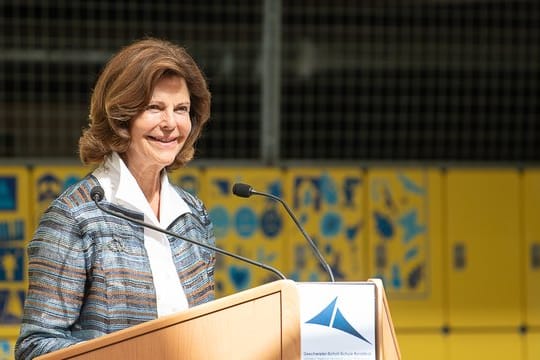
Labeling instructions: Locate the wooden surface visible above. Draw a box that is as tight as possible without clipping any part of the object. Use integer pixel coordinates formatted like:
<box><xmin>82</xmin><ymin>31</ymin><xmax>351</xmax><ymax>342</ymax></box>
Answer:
<box><xmin>37</xmin><ymin>279</ymin><xmax>301</xmax><ymax>360</ymax></box>
<box><xmin>370</xmin><ymin>278</ymin><xmax>402</xmax><ymax>360</ymax></box>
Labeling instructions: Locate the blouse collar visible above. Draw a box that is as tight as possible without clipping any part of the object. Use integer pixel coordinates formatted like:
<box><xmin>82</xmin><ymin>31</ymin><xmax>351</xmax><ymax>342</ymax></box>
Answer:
<box><xmin>94</xmin><ymin>152</ymin><xmax>191</xmax><ymax>228</ymax></box>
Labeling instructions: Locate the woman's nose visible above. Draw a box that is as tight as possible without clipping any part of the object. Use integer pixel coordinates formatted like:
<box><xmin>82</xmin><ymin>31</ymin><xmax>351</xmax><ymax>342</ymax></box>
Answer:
<box><xmin>161</xmin><ymin>109</ymin><xmax>176</xmax><ymax>128</ymax></box>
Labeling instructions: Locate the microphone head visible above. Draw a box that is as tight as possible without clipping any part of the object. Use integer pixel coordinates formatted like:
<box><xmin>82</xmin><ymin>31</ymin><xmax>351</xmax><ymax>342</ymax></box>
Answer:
<box><xmin>232</xmin><ymin>183</ymin><xmax>253</xmax><ymax>198</ymax></box>
<box><xmin>90</xmin><ymin>186</ymin><xmax>105</xmax><ymax>202</ymax></box>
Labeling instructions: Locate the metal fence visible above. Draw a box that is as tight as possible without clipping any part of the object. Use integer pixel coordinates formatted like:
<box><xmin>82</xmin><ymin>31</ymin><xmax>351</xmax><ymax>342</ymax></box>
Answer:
<box><xmin>1</xmin><ymin>0</ymin><xmax>538</xmax><ymax>164</ymax></box>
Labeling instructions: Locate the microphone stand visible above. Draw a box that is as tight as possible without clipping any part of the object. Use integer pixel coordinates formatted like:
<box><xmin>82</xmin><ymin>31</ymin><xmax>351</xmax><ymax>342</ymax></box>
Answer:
<box><xmin>233</xmin><ymin>183</ymin><xmax>335</xmax><ymax>282</ymax></box>
<box><xmin>91</xmin><ymin>192</ymin><xmax>286</xmax><ymax>281</ymax></box>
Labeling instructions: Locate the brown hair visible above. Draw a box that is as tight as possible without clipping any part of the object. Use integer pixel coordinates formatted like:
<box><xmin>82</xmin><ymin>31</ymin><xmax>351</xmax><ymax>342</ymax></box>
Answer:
<box><xmin>79</xmin><ymin>37</ymin><xmax>211</xmax><ymax>170</ymax></box>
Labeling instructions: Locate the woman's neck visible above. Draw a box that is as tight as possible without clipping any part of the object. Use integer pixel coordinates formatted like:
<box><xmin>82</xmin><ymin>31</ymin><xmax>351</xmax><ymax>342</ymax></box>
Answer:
<box><xmin>130</xmin><ymin>165</ymin><xmax>163</xmax><ymax>220</ymax></box>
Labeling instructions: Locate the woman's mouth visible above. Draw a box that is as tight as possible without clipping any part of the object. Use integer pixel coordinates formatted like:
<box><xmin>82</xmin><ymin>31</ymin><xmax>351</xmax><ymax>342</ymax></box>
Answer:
<box><xmin>148</xmin><ymin>136</ymin><xmax>178</xmax><ymax>143</ymax></box>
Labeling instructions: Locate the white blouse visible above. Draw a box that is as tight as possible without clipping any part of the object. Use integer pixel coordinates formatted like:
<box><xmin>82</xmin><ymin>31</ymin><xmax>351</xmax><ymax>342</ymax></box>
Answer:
<box><xmin>93</xmin><ymin>152</ymin><xmax>190</xmax><ymax>317</ymax></box>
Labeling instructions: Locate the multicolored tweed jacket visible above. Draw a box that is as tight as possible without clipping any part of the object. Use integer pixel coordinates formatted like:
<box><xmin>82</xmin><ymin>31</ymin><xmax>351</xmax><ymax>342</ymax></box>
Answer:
<box><xmin>15</xmin><ymin>175</ymin><xmax>215</xmax><ymax>360</ymax></box>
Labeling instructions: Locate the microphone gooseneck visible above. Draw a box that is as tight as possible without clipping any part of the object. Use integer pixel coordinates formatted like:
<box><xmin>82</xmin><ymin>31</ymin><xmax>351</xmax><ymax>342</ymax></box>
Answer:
<box><xmin>90</xmin><ymin>186</ymin><xmax>286</xmax><ymax>280</ymax></box>
<box><xmin>232</xmin><ymin>182</ymin><xmax>335</xmax><ymax>282</ymax></box>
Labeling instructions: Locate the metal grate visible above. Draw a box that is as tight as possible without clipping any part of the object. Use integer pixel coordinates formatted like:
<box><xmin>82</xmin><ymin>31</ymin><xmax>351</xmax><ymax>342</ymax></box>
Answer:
<box><xmin>280</xmin><ymin>0</ymin><xmax>540</xmax><ymax>162</ymax></box>
<box><xmin>1</xmin><ymin>0</ymin><xmax>539</xmax><ymax>163</ymax></box>
<box><xmin>0</xmin><ymin>0</ymin><xmax>263</xmax><ymax>160</ymax></box>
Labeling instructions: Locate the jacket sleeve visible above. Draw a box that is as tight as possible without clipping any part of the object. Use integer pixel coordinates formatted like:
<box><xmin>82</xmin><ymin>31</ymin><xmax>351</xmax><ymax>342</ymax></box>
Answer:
<box><xmin>15</xmin><ymin>200</ymin><xmax>88</xmax><ymax>359</ymax></box>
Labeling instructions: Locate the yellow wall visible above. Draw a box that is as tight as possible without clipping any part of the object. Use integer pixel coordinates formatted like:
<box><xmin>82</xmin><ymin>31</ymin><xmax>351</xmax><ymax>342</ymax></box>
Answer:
<box><xmin>0</xmin><ymin>166</ymin><xmax>538</xmax><ymax>359</ymax></box>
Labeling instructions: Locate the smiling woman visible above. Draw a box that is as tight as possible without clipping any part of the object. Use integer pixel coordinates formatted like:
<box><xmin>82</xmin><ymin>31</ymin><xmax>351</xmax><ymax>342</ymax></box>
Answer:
<box><xmin>15</xmin><ymin>38</ymin><xmax>216</xmax><ymax>360</ymax></box>
<box><xmin>124</xmin><ymin>76</ymin><xmax>193</xmax><ymax>215</ymax></box>
<box><xmin>79</xmin><ymin>38</ymin><xmax>211</xmax><ymax>169</ymax></box>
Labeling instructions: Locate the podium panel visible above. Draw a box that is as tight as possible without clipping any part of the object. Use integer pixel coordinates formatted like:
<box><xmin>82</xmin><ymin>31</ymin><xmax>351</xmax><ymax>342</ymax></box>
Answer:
<box><xmin>298</xmin><ymin>282</ymin><xmax>377</xmax><ymax>360</ymax></box>
<box><xmin>73</xmin><ymin>293</ymin><xmax>286</xmax><ymax>359</ymax></box>
<box><xmin>36</xmin><ymin>280</ymin><xmax>400</xmax><ymax>360</ymax></box>
<box><xmin>37</xmin><ymin>280</ymin><xmax>301</xmax><ymax>360</ymax></box>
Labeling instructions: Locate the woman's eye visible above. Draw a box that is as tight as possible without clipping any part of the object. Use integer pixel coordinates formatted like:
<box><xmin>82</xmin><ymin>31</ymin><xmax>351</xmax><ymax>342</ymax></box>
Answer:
<box><xmin>146</xmin><ymin>104</ymin><xmax>161</xmax><ymax>111</ymax></box>
<box><xmin>175</xmin><ymin>106</ymin><xmax>189</xmax><ymax>113</ymax></box>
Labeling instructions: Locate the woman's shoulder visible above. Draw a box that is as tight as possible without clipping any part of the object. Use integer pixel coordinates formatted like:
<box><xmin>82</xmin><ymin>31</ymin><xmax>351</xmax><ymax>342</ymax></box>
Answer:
<box><xmin>53</xmin><ymin>174</ymin><xmax>99</xmax><ymax>208</ymax></box>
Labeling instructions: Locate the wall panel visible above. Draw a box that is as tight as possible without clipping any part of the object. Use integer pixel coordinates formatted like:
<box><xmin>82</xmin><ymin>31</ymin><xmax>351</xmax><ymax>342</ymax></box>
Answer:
<box><xmin>446</xmin><ymin>169</ymin><xmax>521</xmax><ymax>328</ymax></box>
<box><xmin>367</xmin><ymin>169</ymin><xmax>444</xmax><ymax>329</ymax></box>
<box><xmin>284</xmin><ymin>168</ymin><xmax>366</xmax><ymax>282</ymax></box>
<box><xmin>202</xmin><ymin>168</ymin><xmax>286</xmax><ymax>297</ymax></box>
<box><xmin>523</xmin><ymin>170</ymin><xmax>540</xmax><ymax>327</ymax></box>
<box><xmin>0</xmin><ymin>167</ymin><xmax>31</xmax><ymax>339</ymax></box>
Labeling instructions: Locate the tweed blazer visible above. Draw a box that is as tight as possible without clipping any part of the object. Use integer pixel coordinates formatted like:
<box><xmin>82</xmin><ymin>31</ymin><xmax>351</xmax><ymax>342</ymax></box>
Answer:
<box><xmin>15</xmin><ymin>175</ymin><xmax>215</xmax><ymax>360</ymax></box>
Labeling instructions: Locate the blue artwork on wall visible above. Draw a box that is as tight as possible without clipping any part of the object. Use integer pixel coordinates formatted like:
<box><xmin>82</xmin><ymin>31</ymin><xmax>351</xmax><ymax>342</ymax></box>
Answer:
<box><xmin>0</xmin><ymin>249</ymin><xmax>24</xmax><ymax>281</ymax></box>
<box><xmin>0</xmin><ymin>177</ymin><xmax>16</xmax><ymax>211</ymax></box>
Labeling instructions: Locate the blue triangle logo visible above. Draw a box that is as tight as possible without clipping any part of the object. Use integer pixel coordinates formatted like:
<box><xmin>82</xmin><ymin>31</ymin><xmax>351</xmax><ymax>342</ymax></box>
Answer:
<box><xmin>306</xmin><ymin>297</ymin><xmax>336</xmax><ymax>326</ymax></box>
<box><xmin>306</xmin><ymin>297</ymin><xmax>372</xmax><ymax>344</ymax></box>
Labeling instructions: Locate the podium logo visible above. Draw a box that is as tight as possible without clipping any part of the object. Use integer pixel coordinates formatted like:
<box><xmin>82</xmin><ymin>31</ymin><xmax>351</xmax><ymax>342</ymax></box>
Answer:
<box><xmin>306</xmin><ymin>297</ymin><xmax>371</xmax><ymax>344</ymax></box>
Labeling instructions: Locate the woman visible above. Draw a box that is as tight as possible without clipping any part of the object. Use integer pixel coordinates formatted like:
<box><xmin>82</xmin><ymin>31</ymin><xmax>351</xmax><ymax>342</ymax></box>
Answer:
<box><xmin>15</xmin><ymin>38</ymin><xmax>215</xmax><ymax>359</ymax></box>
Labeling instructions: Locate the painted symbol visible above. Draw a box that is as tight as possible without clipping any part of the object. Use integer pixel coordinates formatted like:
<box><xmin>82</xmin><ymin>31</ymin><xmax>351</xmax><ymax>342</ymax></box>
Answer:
<box><xmin>37</xmin><ymin>174</ymin><xmax>61</xmax><ymax>202</ymax></box>
<box><xmin>267</xmin><ymin>181</ymin><xmax>282</xmax><ymax>198</ymax></box>
<box><xmin>398</xmin><ymin>174</ymin><xmax>425</xmax><ymax>195</ymax></box>
<box><xmin>391</xmin><ymin>264</ymin><xmax>402</xmax><ymax>289</ymax></box>
<box><xmin>0</xmin><ymin>177</ymin><xmax>16</xmax><ymax>210</ymax></box>
<box><xmin>213</xmin><ymin>179</ymin><xmax>229</xmax><ymax>195</ymax></box>
<box><xmin>0</xmin><ymin>340</ymin><xmax>10</xmax><ymax>358</ymax></box>
<box><xmin>235</xmin><ymin>207</ymin><xmax>257</xmax><ymax>238</ymax></box>
<box><xmin>0</xmin><ymin>249</ymin><xmax>23</xmax><ymax>281</ymax></box>
<box><xmin>408</xmin><ymin>264</ymin><xmax>423</xmax><ymax>289</ymax></box>
<box><xmin>0</xmin><ymin>219</ymin><xmax>25</xmax><ymax>242</ymax></box>
<box><xmin>344</xmin><ymin>177</ymin><xmax>362</xmax><ymax>208</ymax></box>
<box><xmin>345</xmin><ymin>222</ymin><xmax>362</xmax><ymax>241</ymax></box>
<box><xmin>294</xmin><ymin>177</ymin><xmax>322</xmax><ymax>211</ymax></box>
<box><xmin>321</xmin><ymin>212</ymin><xmax>342</xmax><ymax>237</ymax></box>
<box><xmin>63</xmin><ymin>175</ymin><xmax>82</xmax><ymax>190</ymax></box>
<box><xmin>176</xmin><ymin>174</ymin><xmax>198</xmax><ymax>196</ymax></box>
<box><xmin>373</xmin><ymin>211</ymin><xmax>394</xmax><ymax>239</ymax></box>
<box><xmin>256</xmin><ymin>247</ymin><xmax>277</xmax><ymax>264</ymax></box>
<box><xmin>0</xmin><ymin>289</ymin><xmax>24</xmax><ymax>323</ymax></box>
<box><xmin>320</xmin><ymin>173</ymin><xmax>338</xmax><ymax>205</ymax></box>
<box><xmin>229</xmin><ymin>266</ymin><xmax>250</xmax><ymax>291</ymax></box>
<box><xmin>208</xmin><ymin>206</ymin><xmax>229</xmax><ymax>238</ymax></box>
<box><xmin>398</xmin><ymin>210</ymin><xmax>425</xmax><ymax>244</ymax></box>
<box><xmin>260</xmin><ymin>207</ymin><xmax>282</xmax><ymax>238</ymax></box>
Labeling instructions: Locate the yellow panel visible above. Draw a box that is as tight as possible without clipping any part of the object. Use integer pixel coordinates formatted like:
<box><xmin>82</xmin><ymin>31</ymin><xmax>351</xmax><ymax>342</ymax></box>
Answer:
<box><xmin>397</xmin><ymin>332</ymin><xmax>448</xmax><ymax>360</ymax></box>
<box><xmin>448</xmin><ymin>333</ymin><xmax>523</xmax><ymax>360</ymax></box>
<box><xmin>526</xmin><ymin>331</ymin><xmax>540</xmax><ymax>360</ymax></box>
<box><xmin>31</xmin><ymin>166</ymin><xmax>90</xmax><ymax>227</ymax></box>
<box><xmin>524</xmin><ymin>170</ymin><xmax>540</xmax><ymax>327</ymax></box>
<box><xmin>367</xmin><ymin>169</ymin><xmax>444</xmax><ymax>329</ymax></box>
<box><xmin>283</xmin><ymin>168</ymin><xmax>366</xmax><ymax>282</ymax></box>
<box><xmin>0</xmin><ymin>167</ymin><xmax>31</xmax><ymax>337</ymax></box>
<box><xmin>202</xmin><ymin>168</ymin><xmax>286</xmax><ymax>297</ymax></box>
<box><xmin>447</xmin><ymin>169</ymin><xmax>521</xmax><ymax>328</ymax></box>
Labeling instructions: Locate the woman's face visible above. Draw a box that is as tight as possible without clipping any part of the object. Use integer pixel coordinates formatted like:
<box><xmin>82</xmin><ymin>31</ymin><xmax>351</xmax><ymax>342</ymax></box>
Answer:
<box><xmin>124</xmin><ymin>75</ymin><xmax>192</xmax><ymax>174</ymax></box>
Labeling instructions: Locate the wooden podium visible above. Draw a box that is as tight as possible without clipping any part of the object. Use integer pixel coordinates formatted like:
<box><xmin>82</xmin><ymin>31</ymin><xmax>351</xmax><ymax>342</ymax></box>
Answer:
<box><xmin>36</xmin><ymin>279</ymin><xmax>400</xmax><ymax>360</ymax></box>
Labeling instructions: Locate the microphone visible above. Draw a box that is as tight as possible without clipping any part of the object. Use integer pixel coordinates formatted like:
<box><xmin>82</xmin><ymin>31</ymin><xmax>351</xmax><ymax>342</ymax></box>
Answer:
<box><xmin>232</xmin><ymin>183</ymin><xmax>335</xmax><ymax>282</ymax></box>
<box><xmin>90</xmin><ymin>186</ymin><xmax>286</xmax><ymax>280</ymax></box>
